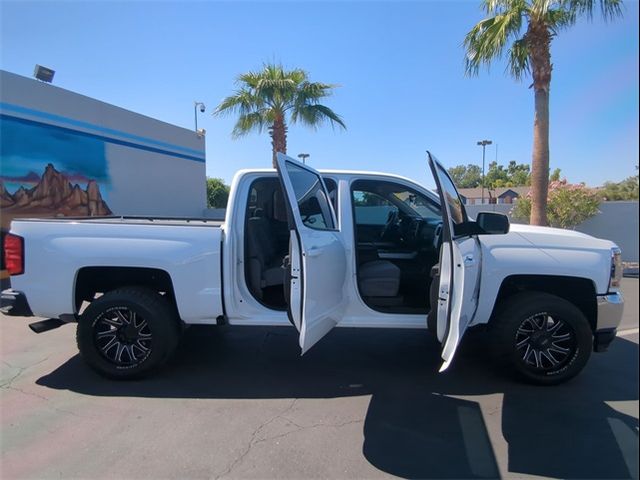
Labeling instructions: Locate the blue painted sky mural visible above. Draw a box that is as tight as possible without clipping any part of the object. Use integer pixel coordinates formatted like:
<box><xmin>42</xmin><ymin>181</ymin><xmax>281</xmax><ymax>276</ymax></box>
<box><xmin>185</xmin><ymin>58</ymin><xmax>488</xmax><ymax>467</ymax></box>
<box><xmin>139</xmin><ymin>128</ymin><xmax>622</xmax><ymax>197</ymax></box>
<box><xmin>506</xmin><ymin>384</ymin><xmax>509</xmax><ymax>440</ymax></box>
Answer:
<box><xmin>0</xmin><ymin>115</ymin><xmax>113</xmax><ymax>228</ymax></box>
<box><xmin>0</xmin><ymin>115</ymin><xmax>110</xmax><ymax>197</ymax></box>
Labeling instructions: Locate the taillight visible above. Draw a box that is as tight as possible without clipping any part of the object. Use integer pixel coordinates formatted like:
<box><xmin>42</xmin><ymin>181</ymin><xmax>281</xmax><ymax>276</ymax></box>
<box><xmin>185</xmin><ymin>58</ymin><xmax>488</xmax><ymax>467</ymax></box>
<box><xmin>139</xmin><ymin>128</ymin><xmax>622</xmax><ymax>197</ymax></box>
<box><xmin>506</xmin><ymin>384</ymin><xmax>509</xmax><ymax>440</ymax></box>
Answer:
<box><xmin>4</xmin><ymin>234</ymin><xmax>24</xmax><ymax>276</ymax></box>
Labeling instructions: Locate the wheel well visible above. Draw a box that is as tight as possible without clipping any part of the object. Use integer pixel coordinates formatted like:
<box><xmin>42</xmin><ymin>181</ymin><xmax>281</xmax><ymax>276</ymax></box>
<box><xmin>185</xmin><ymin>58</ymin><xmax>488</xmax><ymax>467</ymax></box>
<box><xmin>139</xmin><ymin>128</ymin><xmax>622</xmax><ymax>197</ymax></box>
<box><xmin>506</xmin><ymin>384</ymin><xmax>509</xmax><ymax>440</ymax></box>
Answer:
<box><xmin>491</xmin><ymin>275</ymin><xmax>598</xmax><ymax>332</ymax></box>
<box><xmin>74</xmin><ymin>267</ymin><xmax>177</xmax><ymax>313</ymax></box>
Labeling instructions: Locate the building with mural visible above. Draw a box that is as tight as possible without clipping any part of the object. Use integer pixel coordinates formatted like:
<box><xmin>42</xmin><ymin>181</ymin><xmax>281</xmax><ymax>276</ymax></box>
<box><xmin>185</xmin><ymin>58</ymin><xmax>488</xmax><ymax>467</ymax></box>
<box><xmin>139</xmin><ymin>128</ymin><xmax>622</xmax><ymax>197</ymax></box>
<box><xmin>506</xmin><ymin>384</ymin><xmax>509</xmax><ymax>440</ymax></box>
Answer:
<box><xmin>0</xmin><ymin>69</ymin><xmax>206</xmax><ymax>231</ymax></box>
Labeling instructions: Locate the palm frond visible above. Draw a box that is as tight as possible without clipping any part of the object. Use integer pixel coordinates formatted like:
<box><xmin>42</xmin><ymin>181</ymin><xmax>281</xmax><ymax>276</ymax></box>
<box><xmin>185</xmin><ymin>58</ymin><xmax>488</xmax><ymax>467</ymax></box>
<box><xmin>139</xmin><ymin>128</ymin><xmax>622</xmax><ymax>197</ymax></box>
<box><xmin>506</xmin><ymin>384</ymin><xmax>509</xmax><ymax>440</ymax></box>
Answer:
<box><xmin>562</xmin><ymin>0</ymin><xmax>623</xmax><ymax>21</ymax></box>
<box><xmin>545</xmin><ymin>7</ymin><xmax>577</xmax><ymax>32</ymax></box>
<box><xmin>507</xmin><ymin>37</ymin><xmax>530</xmax><ymax>79</ymax></box>
<box><xmin>464</xmin><ymin>5</ymin><xmax>526</xmax><ymax>76</ymax></box>
<box><xmin>289</xmin><ymin>82</ymin><xmax>337</xmax><ymax>111</ymax></box>
<box><xmin>530</xmin><ymin>0</ymin><xmax>554</xmax><ymax>20</ymax></box>
<box><xmin>482</xmin><ymin>0</ymin><xmax>527</xmax><ymax>16</ymax></box>
<box><xmin>213</xmin><ymin>88</ymin><xmax>264</xmax><ymax>117</ymax></box>
<box><xmin>231</xmin><ymin>111</ymin><xmax>268</xmax><ymax>138</ymax></box>
<box><xmin>292</xmin><ymin>104</ymin><xmax>346</xmax><ymax>130</ymax></box>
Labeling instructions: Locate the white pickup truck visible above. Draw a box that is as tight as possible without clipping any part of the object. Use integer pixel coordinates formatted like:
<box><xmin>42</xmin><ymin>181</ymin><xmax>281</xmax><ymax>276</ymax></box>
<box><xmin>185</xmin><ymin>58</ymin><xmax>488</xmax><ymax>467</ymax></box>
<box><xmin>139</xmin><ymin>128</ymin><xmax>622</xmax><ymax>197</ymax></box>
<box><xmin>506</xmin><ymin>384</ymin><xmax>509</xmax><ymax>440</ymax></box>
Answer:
<box><xmin>2</xmin><ymin>153</ymin><xmax>624</xmax><ymax>384</ymax></box>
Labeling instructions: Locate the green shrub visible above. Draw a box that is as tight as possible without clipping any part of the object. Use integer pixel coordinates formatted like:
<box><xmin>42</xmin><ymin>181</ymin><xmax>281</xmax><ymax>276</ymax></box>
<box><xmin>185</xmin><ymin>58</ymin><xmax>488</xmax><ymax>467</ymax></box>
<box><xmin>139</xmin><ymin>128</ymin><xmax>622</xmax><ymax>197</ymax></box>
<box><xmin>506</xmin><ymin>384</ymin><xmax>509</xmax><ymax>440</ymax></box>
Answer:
<box><xmin>511</xmin><ymin>180</ymin><xmax>600</xmax><ymax>229</ymax></box>
<box><xmin>206</xmin><ymin>177</ymin><xmax>230</xmax><ymax>209</ymax></box>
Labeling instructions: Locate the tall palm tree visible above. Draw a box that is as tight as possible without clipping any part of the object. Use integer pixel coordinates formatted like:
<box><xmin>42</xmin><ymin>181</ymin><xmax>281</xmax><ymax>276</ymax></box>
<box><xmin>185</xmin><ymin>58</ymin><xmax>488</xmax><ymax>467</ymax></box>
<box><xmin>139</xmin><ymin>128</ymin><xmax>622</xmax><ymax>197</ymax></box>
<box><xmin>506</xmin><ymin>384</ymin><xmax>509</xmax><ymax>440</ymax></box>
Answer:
<box><xmin>214</xmin><ymin>63</ymin><xmax>346</xmax><ymax>167</ymax></box>
<box><xmin>464</xmin><ymin>0</ymin><xmax>622</xmax><ymax>225</ymax></box>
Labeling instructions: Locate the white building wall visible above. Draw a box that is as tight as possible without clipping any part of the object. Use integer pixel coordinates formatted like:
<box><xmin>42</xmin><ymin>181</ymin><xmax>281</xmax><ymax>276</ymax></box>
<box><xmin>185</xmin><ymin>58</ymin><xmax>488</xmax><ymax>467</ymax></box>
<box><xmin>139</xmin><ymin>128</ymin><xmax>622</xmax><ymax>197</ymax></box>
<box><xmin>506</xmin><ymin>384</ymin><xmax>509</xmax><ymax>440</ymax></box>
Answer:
<box><xmin>0</xmin><ymin>70</ymin><xmax>206</xmax><ymax>220</ymax></box>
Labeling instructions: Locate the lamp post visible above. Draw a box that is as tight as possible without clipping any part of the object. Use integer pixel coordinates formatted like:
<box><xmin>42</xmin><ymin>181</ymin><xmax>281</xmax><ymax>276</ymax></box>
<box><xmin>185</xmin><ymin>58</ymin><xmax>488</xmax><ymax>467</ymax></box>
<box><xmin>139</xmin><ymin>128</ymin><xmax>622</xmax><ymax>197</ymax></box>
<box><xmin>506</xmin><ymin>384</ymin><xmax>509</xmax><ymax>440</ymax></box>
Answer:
<box><xmin>477</xmin><ymin>139</ymin><xmax>492</xmax><ymax>204</ymax></box>
<box><xmin>194</xmin><ymin>102</ymin><xmax>205</xmax><ymax>132</ymax></box>
<box><xmin>298</xmin><ymin>153</ymin><xmax>310</xmax><ymax>165</ymax></box>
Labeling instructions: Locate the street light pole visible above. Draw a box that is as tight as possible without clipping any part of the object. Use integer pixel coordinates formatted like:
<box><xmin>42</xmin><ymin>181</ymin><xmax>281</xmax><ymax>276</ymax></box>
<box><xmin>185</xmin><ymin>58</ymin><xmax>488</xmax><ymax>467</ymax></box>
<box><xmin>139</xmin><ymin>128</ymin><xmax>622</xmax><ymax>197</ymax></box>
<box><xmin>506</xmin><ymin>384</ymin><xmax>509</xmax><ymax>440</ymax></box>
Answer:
<box><xmin>194</xmin><ymin>101</ymin><xmax>205</xmax><ymax>132</ymax></box>
<box><xmin>477</xmin><ymin>139</ymin><xmax>492</xmax><ymax>204</ymax></box>
<box><xmin>298</xmin><ymin>153</ymin><xmax>310</xmax><ymax>165</ymax></box>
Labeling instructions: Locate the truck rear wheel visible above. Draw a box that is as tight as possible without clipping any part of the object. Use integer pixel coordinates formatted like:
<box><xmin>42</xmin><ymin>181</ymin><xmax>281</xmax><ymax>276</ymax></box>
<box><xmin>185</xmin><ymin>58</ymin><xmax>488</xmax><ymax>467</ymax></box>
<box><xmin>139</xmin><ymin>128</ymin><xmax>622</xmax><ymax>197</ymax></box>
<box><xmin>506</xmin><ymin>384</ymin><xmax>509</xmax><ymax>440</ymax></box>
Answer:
<box><xmin>491</xmin><ymin>292</ymin><xmax>593</xmax><ymax>385</ymax></box>
<box><xmin>77</xmin><ymin>287</ymin><xmax>180</xmax><ymax>379</ymax></box>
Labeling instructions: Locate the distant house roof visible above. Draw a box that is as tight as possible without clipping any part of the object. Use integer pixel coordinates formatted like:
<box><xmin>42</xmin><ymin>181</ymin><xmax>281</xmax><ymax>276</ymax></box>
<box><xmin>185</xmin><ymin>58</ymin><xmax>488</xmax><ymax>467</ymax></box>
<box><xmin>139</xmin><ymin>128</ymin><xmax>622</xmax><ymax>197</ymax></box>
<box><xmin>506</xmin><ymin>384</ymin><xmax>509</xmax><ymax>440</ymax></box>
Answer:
<box><xmin>494</xmin><ymin>186</ymin><xmax>530</xmax><ymax>198</ymax></box>
<box><xmin>458</xmin><ymin>187</ymin><xmax>486</xmax><ymax>199</ymax></box>
<box><xmin>458</xmin><ymin>186</ymin><xmax>530</xmax><ymax>199</ymax></box>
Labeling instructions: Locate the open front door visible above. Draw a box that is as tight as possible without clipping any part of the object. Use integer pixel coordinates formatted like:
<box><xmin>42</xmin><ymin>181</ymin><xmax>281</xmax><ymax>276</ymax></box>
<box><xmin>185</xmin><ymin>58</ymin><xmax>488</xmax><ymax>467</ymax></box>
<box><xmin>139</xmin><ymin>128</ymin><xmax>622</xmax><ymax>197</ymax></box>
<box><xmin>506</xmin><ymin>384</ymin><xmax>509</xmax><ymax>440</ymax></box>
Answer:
<box><xmin>275</xmin><ymin>153</ymin><xmax>347</xmax><ymax>354</ymax></box>
<box><xmin>428</xmin><ymin>152</ymin><xmax>482</xmax><ymax>372</ymax></box>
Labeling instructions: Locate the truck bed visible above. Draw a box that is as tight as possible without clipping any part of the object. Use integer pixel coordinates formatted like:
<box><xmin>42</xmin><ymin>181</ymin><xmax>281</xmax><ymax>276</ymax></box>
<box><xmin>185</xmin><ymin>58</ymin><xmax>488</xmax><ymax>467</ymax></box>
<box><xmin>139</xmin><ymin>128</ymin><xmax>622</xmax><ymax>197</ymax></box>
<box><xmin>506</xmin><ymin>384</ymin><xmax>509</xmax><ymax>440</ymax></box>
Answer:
<box><xmin>8</xmin><ymin>215</ymin><xmax>224</xmax><ymax>323</ymax></box>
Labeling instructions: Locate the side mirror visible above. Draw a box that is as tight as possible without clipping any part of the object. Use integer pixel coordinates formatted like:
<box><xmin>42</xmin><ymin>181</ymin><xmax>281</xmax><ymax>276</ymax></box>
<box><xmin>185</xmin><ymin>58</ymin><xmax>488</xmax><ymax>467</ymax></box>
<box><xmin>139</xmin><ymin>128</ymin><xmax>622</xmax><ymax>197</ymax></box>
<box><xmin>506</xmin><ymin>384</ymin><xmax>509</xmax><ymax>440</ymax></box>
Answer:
<box><xmin>476</xmin><ymin>212</ymin><xmax>510</xmax><ymax>235</ymax></box>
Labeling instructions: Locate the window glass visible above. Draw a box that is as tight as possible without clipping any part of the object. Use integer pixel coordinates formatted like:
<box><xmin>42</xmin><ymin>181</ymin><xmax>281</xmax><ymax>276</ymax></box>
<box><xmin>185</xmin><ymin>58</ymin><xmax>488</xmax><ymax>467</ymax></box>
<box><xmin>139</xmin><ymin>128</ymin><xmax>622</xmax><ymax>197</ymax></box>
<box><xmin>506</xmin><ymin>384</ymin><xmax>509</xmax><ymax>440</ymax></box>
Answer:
<box><xmin>436</xmin><ymin>165</ymin><xmax>465</xmax><ymax>225</ymax></box>
<box><xmin>285</xmin><ymin>162</ymin><xmax>335</xmax><ymax>230</ymax></box>
<box><xmin>351</xmin><ymin>180</ymin><xmax>441</xmax><ymax>225</ymax></box>
<box><xmin>353</xmin><ymin>191</ymin><xmax>397</xmax><ymax>225</ymax></box>
<box><xmin>322</xmin><ymin>178</ymin><xmax>338</xmax><ymax>221</ymax></box>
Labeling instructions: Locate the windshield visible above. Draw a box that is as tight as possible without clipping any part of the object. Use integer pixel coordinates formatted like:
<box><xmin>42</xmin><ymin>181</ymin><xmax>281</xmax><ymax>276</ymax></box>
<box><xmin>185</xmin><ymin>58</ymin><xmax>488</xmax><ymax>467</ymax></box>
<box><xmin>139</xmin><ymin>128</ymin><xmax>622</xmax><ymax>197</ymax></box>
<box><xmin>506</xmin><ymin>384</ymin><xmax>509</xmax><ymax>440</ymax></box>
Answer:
<box><xmin>389</xmin><ymin>190</ymin><xmax>441</xmax><ymax>220</ymax></box>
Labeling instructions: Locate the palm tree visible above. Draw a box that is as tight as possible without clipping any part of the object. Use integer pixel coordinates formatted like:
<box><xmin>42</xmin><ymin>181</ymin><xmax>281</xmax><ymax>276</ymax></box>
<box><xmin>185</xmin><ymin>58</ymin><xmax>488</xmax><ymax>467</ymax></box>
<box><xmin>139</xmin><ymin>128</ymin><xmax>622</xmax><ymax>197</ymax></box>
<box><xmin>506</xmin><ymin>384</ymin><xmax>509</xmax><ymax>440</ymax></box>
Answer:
<box><xmin>214</xmin><ymin>63</ymin><xmax>346</xmax><ymax>167</ymax></box>
<box><xmin>464</xmin><ymin>0</ymin><xmax>622</xmax><ymax>225</ymax></box>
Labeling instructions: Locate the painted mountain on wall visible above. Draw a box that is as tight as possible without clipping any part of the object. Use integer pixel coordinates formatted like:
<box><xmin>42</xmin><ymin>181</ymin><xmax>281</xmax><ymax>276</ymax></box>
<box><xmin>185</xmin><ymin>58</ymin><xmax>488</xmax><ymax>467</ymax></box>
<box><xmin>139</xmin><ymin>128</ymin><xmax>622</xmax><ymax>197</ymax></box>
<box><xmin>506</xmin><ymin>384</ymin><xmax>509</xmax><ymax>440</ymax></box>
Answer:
<box><xmin>1</xmin><ymin>163</ymin><xmax>111</xmax><ymax>229</ymax></box>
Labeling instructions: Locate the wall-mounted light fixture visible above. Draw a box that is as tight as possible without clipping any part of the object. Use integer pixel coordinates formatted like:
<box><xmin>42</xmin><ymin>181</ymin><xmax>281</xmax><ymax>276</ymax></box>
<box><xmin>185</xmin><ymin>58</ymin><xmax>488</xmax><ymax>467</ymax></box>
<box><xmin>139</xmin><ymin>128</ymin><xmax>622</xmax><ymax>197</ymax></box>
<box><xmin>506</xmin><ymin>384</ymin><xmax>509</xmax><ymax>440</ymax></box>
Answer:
<box><xmin>33</xmin><ymin>65</ymin><xmax>55</xmax><ymax>83</ymax></box>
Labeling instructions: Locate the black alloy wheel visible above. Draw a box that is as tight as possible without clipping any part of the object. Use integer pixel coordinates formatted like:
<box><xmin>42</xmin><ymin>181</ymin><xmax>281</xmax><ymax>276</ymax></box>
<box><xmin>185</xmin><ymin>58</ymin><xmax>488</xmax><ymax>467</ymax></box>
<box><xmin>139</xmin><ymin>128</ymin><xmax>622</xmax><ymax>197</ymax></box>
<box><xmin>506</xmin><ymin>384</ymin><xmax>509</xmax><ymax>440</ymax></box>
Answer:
<box><xmin>94</xmin><ymin>307</ymin><xmax>153</xmax><ymax>367</ymax></box>
<box><xmin>514</xmin><ymin>312</ymin><xmax>577</xmax><ymax>372</ymax></box>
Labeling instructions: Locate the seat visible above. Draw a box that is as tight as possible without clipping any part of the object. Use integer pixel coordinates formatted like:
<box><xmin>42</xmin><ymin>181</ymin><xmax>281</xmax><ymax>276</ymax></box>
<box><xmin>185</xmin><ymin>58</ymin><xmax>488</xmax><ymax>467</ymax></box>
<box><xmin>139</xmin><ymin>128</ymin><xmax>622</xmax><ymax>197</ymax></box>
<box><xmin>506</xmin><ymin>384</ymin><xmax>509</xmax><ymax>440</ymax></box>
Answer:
<box><xmin>358</xmin><ymin>260</ymin><xmax>401</xmax><ymax>297</ymax></box>
<box><xmin>246</xmin><ymin>208</ymin><xmax>285</xmax><ymax>299</ymax></box>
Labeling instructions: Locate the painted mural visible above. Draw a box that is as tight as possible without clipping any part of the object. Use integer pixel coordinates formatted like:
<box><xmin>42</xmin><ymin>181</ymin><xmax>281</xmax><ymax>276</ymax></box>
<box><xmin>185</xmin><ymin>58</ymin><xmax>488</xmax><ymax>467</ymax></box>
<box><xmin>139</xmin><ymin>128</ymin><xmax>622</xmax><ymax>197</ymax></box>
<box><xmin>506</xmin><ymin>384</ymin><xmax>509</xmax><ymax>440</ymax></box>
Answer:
<box><xmin>0</xmin><ymin>115</ymin><xmax>112</xmax><ymax>229</ymax></box>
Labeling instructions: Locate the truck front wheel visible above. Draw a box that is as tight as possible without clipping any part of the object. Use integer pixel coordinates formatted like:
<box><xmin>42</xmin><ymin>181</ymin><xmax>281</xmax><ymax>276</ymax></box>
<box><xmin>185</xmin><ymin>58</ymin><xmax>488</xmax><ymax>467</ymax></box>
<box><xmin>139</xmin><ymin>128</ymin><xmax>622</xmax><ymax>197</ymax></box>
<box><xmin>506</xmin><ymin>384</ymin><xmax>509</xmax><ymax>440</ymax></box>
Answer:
<box><xmin>77</xmin><ymin>287</ymin><xmax>180</xmax><ymax>379</ymax></box>
<box><xmin>491</xmin><ymin>292</ymin><xmax>593</xmax><ymax>385</ymax></box>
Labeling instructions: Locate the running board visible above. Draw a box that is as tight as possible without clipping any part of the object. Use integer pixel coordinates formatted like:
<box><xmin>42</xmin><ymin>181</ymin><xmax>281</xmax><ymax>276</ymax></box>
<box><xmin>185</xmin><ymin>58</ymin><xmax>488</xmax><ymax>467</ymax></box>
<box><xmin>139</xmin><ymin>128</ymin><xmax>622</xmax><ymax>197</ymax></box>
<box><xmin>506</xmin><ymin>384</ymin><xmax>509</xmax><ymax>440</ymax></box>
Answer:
<box><xmin>29</xmin><ymin>318</ymin><xmax>66</xmax><ymax>334</ymax></box>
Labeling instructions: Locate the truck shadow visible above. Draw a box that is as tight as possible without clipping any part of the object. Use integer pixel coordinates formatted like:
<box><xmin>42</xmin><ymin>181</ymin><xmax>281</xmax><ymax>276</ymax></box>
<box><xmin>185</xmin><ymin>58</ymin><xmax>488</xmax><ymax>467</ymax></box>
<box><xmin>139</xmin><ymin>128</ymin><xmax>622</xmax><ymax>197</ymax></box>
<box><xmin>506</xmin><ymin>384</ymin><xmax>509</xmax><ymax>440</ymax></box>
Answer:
<box><xmin>37</xmin><ymin>326</ymin><xmax>639</xmax><ymax>479</ymax></box>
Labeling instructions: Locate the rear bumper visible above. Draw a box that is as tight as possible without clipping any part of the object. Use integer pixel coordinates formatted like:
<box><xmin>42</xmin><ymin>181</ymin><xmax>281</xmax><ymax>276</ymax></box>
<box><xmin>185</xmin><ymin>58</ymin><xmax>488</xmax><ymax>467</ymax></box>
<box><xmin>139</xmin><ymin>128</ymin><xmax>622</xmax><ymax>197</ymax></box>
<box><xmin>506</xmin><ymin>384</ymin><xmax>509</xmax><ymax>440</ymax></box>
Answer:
<box><xmin>0</xmin><ymin>289</ymin><xmax>33</xmax><ymax>317</ymax></box>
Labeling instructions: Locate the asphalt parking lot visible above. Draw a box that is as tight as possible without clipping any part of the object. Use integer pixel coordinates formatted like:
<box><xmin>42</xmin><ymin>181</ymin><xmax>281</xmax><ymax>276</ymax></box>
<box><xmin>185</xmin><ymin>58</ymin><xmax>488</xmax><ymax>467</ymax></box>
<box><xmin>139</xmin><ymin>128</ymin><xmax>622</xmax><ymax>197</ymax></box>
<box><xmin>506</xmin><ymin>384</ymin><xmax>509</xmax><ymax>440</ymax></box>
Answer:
<box><xmin>1</xmin><ymin>278</ymin><xmax>638</xmax><ymax>479</ymax></box>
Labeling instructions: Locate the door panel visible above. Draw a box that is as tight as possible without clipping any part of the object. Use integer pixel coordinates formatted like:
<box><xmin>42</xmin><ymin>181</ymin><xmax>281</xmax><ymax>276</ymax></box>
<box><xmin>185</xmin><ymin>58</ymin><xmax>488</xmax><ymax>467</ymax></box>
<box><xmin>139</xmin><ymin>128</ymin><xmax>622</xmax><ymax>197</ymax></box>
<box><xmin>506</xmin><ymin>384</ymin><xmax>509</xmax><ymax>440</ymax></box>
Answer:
<box><xmin>428</xmin><ymin>152</ymin><xmax>481</xmax><ymax>372</ymax></box>
<box><xmin>297</xmin><ymin>230</ymin><xmax>346</xmax><ymax>353</ymax></box>
<box><xmin>287</xmin><ymin>230</ymin><xmax>303</xmax><ymax>331</ymax></box>
<box><xmin>438</xmin><ymin>237</ymin><xmax>481</xmax><ymax>371</ymax></box>
<box><xmin>275</xmin><ymin>154</ymin><xmax>347</xmax><ymax>354</ymax></box>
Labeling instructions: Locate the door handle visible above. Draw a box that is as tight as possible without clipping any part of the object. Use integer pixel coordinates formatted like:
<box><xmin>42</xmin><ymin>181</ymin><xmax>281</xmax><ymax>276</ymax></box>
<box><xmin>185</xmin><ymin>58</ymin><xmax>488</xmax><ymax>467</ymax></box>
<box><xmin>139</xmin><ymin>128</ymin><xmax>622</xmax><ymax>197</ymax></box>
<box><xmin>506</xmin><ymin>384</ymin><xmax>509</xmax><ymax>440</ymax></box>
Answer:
<box><xmin>306</xmin><ymin>247</ymin><xmax>323</xmax><ymax>257</ymax></box>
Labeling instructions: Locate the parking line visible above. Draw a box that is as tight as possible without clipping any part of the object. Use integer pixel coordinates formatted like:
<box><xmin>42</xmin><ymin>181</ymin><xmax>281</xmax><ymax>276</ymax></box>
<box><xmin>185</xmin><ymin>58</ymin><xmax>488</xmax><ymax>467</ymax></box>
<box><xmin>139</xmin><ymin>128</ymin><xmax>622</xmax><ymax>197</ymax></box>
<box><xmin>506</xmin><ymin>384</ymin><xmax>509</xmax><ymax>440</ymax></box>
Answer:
<box><xmin>618</xmin><ymin>328</ymin><xmax>639</xmax><ymax>337</ymax></box>
<box><xmin>608</xmin><ymin>418</ymin><xmax>639</xmax><ymax>479</ymax></box>
<box><xmin>458</xmin><ymin>406</ymin><xmax>500</xmax><ymax>478</ymax></box>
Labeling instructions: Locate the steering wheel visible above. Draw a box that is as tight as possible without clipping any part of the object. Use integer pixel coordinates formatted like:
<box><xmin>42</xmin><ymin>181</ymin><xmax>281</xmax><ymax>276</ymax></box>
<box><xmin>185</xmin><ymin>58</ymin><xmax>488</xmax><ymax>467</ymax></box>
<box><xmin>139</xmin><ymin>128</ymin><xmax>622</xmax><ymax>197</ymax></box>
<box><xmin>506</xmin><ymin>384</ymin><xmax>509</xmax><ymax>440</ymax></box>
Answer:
<box><xmin>399</xmin><ymin>216</ymin><xmax>423</xmax><ymax>246</ymax></box>
<box><xmin>380</xmin><ymin>209</ymin><xmax>400</xmax><ymax>240</ymax></box>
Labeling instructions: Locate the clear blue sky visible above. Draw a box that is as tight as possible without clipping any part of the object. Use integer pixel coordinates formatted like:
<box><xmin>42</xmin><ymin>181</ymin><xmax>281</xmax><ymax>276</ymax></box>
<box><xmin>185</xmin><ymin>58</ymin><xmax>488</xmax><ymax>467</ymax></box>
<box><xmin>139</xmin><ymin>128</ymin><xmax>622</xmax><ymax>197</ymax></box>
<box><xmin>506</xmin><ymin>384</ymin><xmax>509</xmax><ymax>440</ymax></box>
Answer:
<box><xmin>1</xmin><ymin>0</ymin><xmax>638</xmax><ymax>189</ymax></box>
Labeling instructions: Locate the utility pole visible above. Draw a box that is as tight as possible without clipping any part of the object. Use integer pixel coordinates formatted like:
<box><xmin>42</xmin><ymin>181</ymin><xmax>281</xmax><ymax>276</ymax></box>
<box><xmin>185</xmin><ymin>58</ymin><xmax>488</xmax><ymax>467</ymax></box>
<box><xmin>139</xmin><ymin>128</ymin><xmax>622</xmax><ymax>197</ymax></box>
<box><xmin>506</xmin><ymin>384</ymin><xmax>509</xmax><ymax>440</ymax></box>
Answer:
<box><xmin>477</xmin><ymin>139</ymin><xmax>492</xmax><ymax>204</ymax></box>
<box><xmin>298</xmin><ymin>153</ymin><xmax>310</xmax><ymax>165</ymax></box>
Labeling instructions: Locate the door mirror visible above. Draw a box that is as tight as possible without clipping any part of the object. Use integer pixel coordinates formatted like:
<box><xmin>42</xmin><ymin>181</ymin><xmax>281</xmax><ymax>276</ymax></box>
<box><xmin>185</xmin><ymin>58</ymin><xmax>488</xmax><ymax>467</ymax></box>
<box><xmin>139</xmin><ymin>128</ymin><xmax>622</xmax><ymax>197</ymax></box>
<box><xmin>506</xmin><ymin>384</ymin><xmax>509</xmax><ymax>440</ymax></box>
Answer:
<box><xmin>476</xmin><ymin>212</ymin><xmax>510</xmax><ymax>235</ymax></box>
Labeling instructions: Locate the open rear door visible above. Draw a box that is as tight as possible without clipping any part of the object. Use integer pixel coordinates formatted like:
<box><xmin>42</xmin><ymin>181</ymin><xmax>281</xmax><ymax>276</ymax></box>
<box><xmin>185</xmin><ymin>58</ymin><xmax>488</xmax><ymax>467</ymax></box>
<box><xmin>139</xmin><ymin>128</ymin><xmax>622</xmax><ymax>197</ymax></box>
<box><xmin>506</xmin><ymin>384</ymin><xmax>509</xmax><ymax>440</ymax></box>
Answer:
<box><xmin>428</xmin><ymin>152</ymin><xmax>481</xmax><ymax>372</ymax></box>
<box><xmin>275</xmin><ymin>153</ymin><xmax>347</xmax><ymax>354</ymax></box>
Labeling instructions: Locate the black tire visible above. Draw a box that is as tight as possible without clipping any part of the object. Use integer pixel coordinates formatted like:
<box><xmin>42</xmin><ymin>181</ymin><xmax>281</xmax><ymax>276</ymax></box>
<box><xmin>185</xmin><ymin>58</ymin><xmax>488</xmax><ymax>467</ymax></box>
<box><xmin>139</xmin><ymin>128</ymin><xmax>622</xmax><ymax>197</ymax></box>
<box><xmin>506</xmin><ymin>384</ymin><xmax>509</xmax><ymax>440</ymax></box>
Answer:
<box><xmin>77</xmin><ymin>287</ymin><xmax>180</xmax><ymax>379</ymax></box>
<box><xmin>490</xmin><ymin>292</ymin><xmax>593</xmax><ymax>385</ymax></box>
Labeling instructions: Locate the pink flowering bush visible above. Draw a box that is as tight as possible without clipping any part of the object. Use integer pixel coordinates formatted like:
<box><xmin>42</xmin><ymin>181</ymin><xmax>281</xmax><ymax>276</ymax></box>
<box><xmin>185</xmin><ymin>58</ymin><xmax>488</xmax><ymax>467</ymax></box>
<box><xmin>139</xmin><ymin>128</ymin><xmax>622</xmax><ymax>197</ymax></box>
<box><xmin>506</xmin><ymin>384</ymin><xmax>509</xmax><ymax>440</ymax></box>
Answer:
<box><xmin>511</xmin><ymin>180</ymin><xmax>601</xmax><ymax>229</ymax></box>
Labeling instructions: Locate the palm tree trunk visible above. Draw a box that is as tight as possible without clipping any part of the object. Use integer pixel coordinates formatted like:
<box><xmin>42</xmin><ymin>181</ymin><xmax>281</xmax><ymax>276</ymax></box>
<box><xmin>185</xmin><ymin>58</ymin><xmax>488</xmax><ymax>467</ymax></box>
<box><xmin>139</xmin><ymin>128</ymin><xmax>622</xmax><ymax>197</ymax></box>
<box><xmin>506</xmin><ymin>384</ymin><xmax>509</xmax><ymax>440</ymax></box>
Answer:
<box><xmin>530</xmin><ymin>87</ymin><xmax>550</xmax><ymax>225</ymax></box>
<box><xmin>527</xmin><ymin>21</ymin><xmax>552</xmax><ymax>226</ymax></box>
<box><xmin>271</xmin><ymin>115</ymin><xmax>287</xmax><ymax>168</ymax></box>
